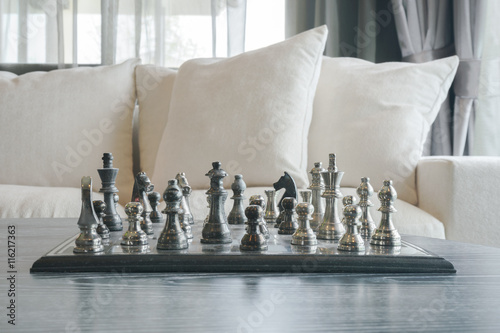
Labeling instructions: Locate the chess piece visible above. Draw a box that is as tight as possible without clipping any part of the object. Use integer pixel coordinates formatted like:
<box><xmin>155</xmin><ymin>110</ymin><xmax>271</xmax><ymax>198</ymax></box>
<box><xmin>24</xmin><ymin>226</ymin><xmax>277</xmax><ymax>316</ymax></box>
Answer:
<box><xmin>357</xmin><ymin>177</ymin><xmax>376</xmax><ymax>239</ymax></box>
<box><xmin>240</xmin><ymin>205</ymin><xmax>268</xmax><ymax>251</ymax></box>
<box><xmin>92</xmin><ymin>200</ymin><xmax>110</xmax><ymax>239</ymax></box>
<box><xmin>309</xmin><ymin>162</ymin><xmax>326</xmax><ymax>229</ymax></box>
<box><xmin>273</xmin><ymin>172</ymin><xmax>298</xmax><ymax>228</ymax></box>
<box><xmin>157</xmin><ymin>180</ymin><xmax>189</xmax><ymax>250</ymax></box>
<box><xmin>370</xmin><ymin>180</ymin><xmax>402</xmax><ymax>247</ymax></box>
<box><xmin>121</xmin><ymin>202</ymin><xmax>149</xmax><ymax>247</ymax></box>
<box><xmin>337</xmin><ymin>197</ymin><xmax>365</xmax><ymax>252</ymax></box>
<box><xmin>228</xmin><ymin>175</ymin><xmax>247</xmax><ymax>225</ymax></box>
<box><xmin>131</xmin><ymin>172</ymin><xmax>154</xmax><ymax>235</ymax></box>
<box><xmin>264</xmin><ymin>189</ymin><xmax>279</xmax><ymax>225</ymax></box>
<box><xmin>317</xmin><ymin>154</ymin><xmax>345</xmax><ymax>241</ymax></box>
<box><xmin>201</xmin><ymin>162</ymin><xmax>232</xmax><ymax>244</ymax></box>
<box><xmin>278</xmin><ymin>197</ymin><xmax>299</xmax><ymax>235</ymax></box>
<box><xmin>249</xmin><ymin>195</ymin><xmax>270</xmax><ymax>239</ymax></box>
<box><xmin>291</xmin><ymin>202</ymin><xmax>317</xmax><ymax>246</ymax></box>
<box><xmin>341</xmin><ymin>195</ymin><xmax>356</xmax><ymax>226</ymax></box>
<box><xmin>74</xmin><ymin>176</ymin><xmax>104</xmax><ymax>253</ymax></box>
<box><xmin>300</xmin><ymin>190</ymin><xmax>312</xmax><ymax>203</ymax></box>
<box><xmin>176</xmin><ymin>172</ymin><xmax>195</xmax><ymax>225</ymax></box>
<box><xmin>148</xmin><ymin>191</ymin><xmax>164</xmax><ymax>224</ymax></box>
<box><xmin>97</xmin><ymin>153</ymin><xmax>122</xmax><ymax>231</ymax></box>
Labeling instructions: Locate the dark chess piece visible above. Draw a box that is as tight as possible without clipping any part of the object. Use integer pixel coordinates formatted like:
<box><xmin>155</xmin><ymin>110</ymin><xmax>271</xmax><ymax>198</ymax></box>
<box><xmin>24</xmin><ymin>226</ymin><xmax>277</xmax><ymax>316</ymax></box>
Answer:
<box><xmin>92</xmin><ymin>200</ymin><xmax>110</xmax><ymax>239</ymax></box>
<box><xmin>337</xmin><ymin>196</ymin><xmax>365</xmax><ymax>252</ymax></box>
<box><xmin>74</xmin><ymin>176</ymin><xmax>104</xmax><ymax>253</ymax></box>
<box><xmin>121</xmin><ymin>202</ymin><xmax>149</xmax><ymax>247</ymax></box>
<box><xmin>317</xmin><ymin>153</ymin><xmax>345</xmax><ymax>241</ymax></box>
<box><xmin>357</xmin><ymin>177</ymin><xmax>376</xmax><ymax>239</ymax></box>
<box><xmin>264</xmin><ymin>189</ymin><xmax>279</xmax><ymax>225</ymax></box>
<box><xmin>249</xmin><ymin>195</ymin><xmax>270</xmax><ymax>239</ymax></box>
<box><xmin>148</xmin><ymin>191</ymin><xmax>164</xmax><ymax>224</ymax></box>
<box><xmin>309</xmin><ymin>162</ymin><xmax>326</xmax><ymax>230</ymax></box>
<box><xmin>291</xmin><ymin>202</ymin><xmax>318</xmax><ymax>246</ymax></box>
<box><xmin>97</xmin><ymin>153</ymin><xmax>122</xmax><ymax>231</ymax></box>
<box><xmin>273</xmin><ymin>172</ymin><xmax>298</xmax><ymax>228</ymax></box>
<box><xmin>157</xmin><ymin>180</ymin><xmax>189</xmax><ymax>250</ymax></box>
<box><xmin>370</xmin><ymin>180</ymin><xmax>402</xmax><ymax>247</ymax></box>
<box><xmin>278</xmin><ymin>197</ymin><xmax>299</xmax><ymax>235</ymax></box>
<box><xmin>201</xmin><ymin>162</ymin><xmax>232</xmax><ymax>244</ymax></box>
<box><xmin>228</xmin><ymin>174</ymin><xmax>247</xmax><ymax>225</ymax></box>
<box><xmin>240</xmin><ymin>205</ymin><xmax>268</xmax><ymax>251</ymax></box>
<box><xmin>131</xmin><ymin>172</ymin><xmax>154</xmax><ymax>235</ymax></box>
<box><xmin>176</xmin><ymin>172</ymin><xmax>195</xmax><ymax>225</ymax></box>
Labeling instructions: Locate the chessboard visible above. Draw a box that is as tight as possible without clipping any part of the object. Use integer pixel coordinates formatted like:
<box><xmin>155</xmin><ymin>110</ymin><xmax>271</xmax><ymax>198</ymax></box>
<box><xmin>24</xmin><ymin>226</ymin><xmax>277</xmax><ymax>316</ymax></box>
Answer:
<box><xmin>30</xmin><ymin>222</ymin><xmax>456</xmax><ymax>274</ymax></box>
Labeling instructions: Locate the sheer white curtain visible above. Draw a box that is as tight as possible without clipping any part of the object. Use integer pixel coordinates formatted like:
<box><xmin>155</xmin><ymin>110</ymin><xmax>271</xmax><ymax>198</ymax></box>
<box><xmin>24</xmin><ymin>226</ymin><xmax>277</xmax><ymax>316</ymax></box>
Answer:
<box><xmin>0</xmin><ymin>0</ymin><xmax>249</xmax><ymax>67</ymax></box>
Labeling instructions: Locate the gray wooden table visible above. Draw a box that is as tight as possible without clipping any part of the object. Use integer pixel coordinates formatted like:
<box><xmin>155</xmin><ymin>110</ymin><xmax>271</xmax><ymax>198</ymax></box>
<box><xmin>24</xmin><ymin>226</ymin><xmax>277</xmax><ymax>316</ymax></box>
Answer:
<box><xmin>1</xmin><ymin>218</ymin><xmax>500</xmax><ymax>332</ymax></box>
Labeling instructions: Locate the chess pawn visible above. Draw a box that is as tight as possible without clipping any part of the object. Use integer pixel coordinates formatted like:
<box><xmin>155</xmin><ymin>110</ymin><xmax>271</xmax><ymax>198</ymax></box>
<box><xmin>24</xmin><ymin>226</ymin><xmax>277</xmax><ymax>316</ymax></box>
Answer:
<box><xmin>228</xmin><ymin>175</ymin><xmax>247</xmax><ymax>225</ymax></box>
<box><xmin>278</xmin><ymin>197</ymin><xmax>299</xmax><ymax>235</ymax></box>
<box><xmin>309</xmin><ymin>162</ymin><xmax>326</xmax><ymax>229</ymax></box>
<box><xmin>157</xmin><ymin>180</ymin><xmax>189</xmax><ymax>250</ymax></box>
<box><xmin>74</xmin><ymin>176</ymin><xmax>104</xmax><ymax>253</ymax></box>
<box><xmin>338</xmin><ymin>201</ymin><xmax>365</xmax><ymax>252</ymax></box>
<box><xmin>291</xmin><ymin>202</ymin><xmax>318</xmax><ymax>246</ymax></box>
<box><xmin>201</xmin><ymin>162</ymin><xmax>232</xmax><ymax>244</ymax></box>
<box><xmin>264</xmin><ymin>189</ymin><xmax>279</xmax><ymax>225</ymax></box>
<box><xmin>97</xmin><ymin>153</ymin><xmax>122</xmax><ymax>231</ymax></box>
<box><xmin>317</xmin><ymin>153</ymin><xmax>345</xmax><ymax>241</ymax></box>
<box><xmin>148</xmin><ymin>191</ymin><xmax>164</xmax><ymax>224</ymax></box>
<box><xmin>300</xmin><ymin>190</ymin><xmax>312</xmax><ymax>203</ymax></box>
<box><xmin>93</xmin><ymin>200</ymin><xmax>110</xmax><ymax>239</ymax></box>
<box><xmin>176</xmin><ymin>172</ymin><xmax>195</xmax><ymax>225</ymax></box>
<box><xmin>240</xmin><ymin>205</ymin><xmax>268</xmax><ymax>251</ymax></box>
<box><xmin>357</xmin><ymin>177</ymin><xmax>376</xmax><ymax>239</ymax></box>
<box><xmin>370</xmin><ymin>180</ymin><xmax>402</xmax><ymax>247</ymax></box>
<box><xmin>249</xmin><ymin>195</ymin><xmax>270</xmax><ymax>239</ymax></box>
<box><xmin>121</xmin><ymin>202</ymin><xmax>149</xmax><ymax>247</ymax></box>
<box><xmin>341</xmin><ymin>195</ymin><xmax>356</xmax><ymax>226</ymax></box>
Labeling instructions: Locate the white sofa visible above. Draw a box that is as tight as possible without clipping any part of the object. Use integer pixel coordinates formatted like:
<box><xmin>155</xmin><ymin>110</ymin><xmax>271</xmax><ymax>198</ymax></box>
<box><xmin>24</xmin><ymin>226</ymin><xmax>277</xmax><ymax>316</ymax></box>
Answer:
<box><xmin>1</xmin><ymin>26</ymin><xmax>498</xmax><ymax>247</ymax></box>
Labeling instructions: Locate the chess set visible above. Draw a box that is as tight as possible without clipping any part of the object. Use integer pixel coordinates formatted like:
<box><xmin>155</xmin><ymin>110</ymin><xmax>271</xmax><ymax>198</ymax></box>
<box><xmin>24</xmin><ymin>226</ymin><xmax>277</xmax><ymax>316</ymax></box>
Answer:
<box><xmin>30</xmin><ymin>153</ymin><xmax>456</xmax><ymax>274</ymax></box>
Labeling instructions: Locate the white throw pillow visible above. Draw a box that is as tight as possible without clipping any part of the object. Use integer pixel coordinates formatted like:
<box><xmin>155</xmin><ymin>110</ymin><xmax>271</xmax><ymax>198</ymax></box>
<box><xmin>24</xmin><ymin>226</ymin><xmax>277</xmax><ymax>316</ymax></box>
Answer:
<box><xmin>0</xmin><ymin>59</ymin><xmax>139</xmax><ymax>204</ymax></box>
<box><xmin>309</xmin><ymin>56</ymin><xmax>459</xmax><ymax>204</ymax></box>
<box><xmin>152</xmin><ymin>26</ymin><xmax>328</xmax><ymax>191</ymax></box>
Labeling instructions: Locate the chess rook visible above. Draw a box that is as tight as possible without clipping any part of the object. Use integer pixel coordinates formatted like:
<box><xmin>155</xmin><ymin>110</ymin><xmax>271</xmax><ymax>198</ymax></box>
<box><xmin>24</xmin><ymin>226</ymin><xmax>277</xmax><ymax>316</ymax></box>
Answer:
<box><xmin>309</xmin><ymin>162</ymin><xmax>326</xmax><ymax>229</ymax></box>
<box><xmin>357</xmin><ymin>177</ymin><xmax>376</xmax><ymax>239</ymax></box>
<box><xmin>74</xmin><ymin>176</ymin><xmax>104</xmax><ymax>253</ymax></box>
<box><xmin>240</xmin><ymin>205</ymin><xmax>268</xmax><ymax>251</ymax></box>
<box><xmin>278</xmin><ymin>197</ymin><xmax>299</xmax><ymax>235</ymax></box>
<box><xmin>157</xmin><ymin>180</ymin><xmax>189</xmax><ymax>250</ymax></box>
<box><xmin>370</xmin><ymin>180</ymin><xmax>402</xmax><ymax>247</ymax></box>
<box><xmin>337</xmin><ymin>196</ymin><xmax>365</xmax><ymax>252</ymax></box>
<box><xmin>300</xmin><ymin>190</ymin><xmax>312</xmax><ymax>203</ymax></box>
<box><xmin>93</xmin><ymin>200</ymin><xmax>110</xmax><ymax>239</ymax></box>
<box><xmin>121</xmin><ymin>202</ymin><xmax>149</xmax><ymax>247</ymax></box>
<box><xmin>291</xmin><ymin>202</ymin><xmax>318</xmax><ymax>246</ymax></box>
<box><xmin>97</xmin><ymin>153</ymin><xmax>122</xmax><ymax>231</ymax></box>
<box><xmin>148</xmin><ymin>191</ymin><xmax>164</xmax><ymax>224</ymax></box>
<box><xmin>176</xmin><ymin>172</ymin><xmax>195</xmax><ymax>225</ymax></box>
<box><xmin>249</xmin><ymin>194</ymin><xmax>270</xmax><ymax>239</ymax></box>
<box><xmin>228</xmin><ymin>174</ymin><xmax>247</xmax><ymax>225</ymax></box>
<box><xmin>264</xmin><ymin>189</ymin><xmax>279</xmax><ymax>225</ymax></box>
<box><xmin>201</xmin><ymin>162</ymin><xmax>232</xmax><ymax>244</ymax></box>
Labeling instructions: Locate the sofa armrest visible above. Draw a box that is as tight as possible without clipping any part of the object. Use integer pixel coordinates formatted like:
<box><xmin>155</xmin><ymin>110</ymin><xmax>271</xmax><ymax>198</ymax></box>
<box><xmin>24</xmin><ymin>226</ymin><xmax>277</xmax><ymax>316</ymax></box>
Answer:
<box><xmin>416</xmin><ymin>156</ymin><xmax>500</xmax><ymax>247</ymax></box>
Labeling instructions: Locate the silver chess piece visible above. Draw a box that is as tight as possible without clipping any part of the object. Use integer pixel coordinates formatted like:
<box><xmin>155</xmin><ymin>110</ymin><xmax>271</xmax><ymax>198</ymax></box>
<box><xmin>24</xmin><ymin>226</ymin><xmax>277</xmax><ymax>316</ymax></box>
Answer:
<box><xmin>264</xmin><ymin>189</ymin><xmax>279</xmax><ymax>225</ymax></box>
<box><xmin>131</xmin><ymin>172</ymin><xmax>155</xmax><ymax>235</ymax></box>
<box><xmin>176</xmin><ymin>172</ymin><xmax>195</xmax><ymax>225</ymax></box>
<box><xmin>74</xmin><ymin>176</ymin><xmax>104</xmax><ymax>253</ymax></box>
<box><xmin>93</xmin><ymin>200</ymin><xmax>110</xmax><ymax>240</ymax></box>
<box><xmin>341</xmin><ymin>195</ymin><xmax>356</xmax><ymax>225</ymax></box>
<box><xmin>370</xmin><ymin>180</ymin><xmax>402</xmax><ymax>247</ymax></box>
<box><xmin>121</xmin><ymin>202</ymin><xmax>149</xmax><ymax>247</ymax></box>
<box><xmin>291</xmin><ymin>202</ymin><xmax>318</xmax><ymax>246</ymax></box>
<box><xmin>157</xmin><ymin>180</ymin><xmax>189</xmax><ymax>250</ymax></box>
<box><xmin>300</xmin><ymin>190</ymin><xmax>312</xmax><ymax>203</ymax></box>
<box><xmin>278</xmin><ymin>197</ymin><xmax>299</xmax><ymax>235</ymax></box>
<box><xmin>97</xmin><ymin>153</ymin><xmax>122</xmax><ymax>231</ymax></box>
<box><xmin>357</xmin><ymin>177</ymin><xmax>376</xmax><ymax>239</ymax></box>
<box><xmin>309</xmin><ymin>162</ymin><xmax>326</xmax><ymax>229</ymax></box>
<box><xmin>228</xmin><ymin>175</ymin><xmax>247</xmax><ymax>225</ymax></box>
<box><xmin>201</xmin><ymin>162</ymin><xmax>232</xmax><ymax>244</ymax></box>
<box><xmin>337</xmin><ymin>196</ymin><xmax>365</xmax><ymax>252</ymax></box>
<box><xmin>317</xmin><ymin>154</ymin><xmax>345</xmax><ymax>241</ymax></box>
<box><xmin>148</xmin><ymin>191</ymin><xmax>164</xmax><ymax>224</ymax></box>
<box><xmin>249</xmin><ymin>194</ymin><xmax>270</xmax><ymax>239</ymax></box>
<box><xmin>240</xmin><ymin>205</ymin><xmax>268</xmax><ymax>251</ymax></box>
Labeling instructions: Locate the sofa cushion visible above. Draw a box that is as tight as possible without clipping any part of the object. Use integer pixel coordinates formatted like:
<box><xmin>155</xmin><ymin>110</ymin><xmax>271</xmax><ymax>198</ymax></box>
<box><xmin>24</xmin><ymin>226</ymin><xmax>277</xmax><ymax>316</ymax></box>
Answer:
<box><xmin>309</xmin><ymin>56</ymin><xmax>459</xmax><ymax>205</ymax></box>
<box><xmin>0</xmin><ymin>59</ymin><xmax>139</xmax><ymax>205</ymax></box>
<box><xmin>0</xmin><ymin>184</ymin><xmax>125</xmax><ymax>218</ymax></box>
<box><xmin>151</xmin><ymin>26</ymin><xmax>328</xmax><ymax>192</ymax></box>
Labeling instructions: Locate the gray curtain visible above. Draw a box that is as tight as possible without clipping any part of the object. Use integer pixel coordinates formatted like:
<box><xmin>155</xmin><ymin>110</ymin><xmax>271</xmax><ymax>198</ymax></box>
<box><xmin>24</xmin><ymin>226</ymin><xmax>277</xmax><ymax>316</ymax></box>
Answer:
<box><xmin>285</xmin><ymin>0</ymin><xmax>401</xmax><ymax>63</ymax></box>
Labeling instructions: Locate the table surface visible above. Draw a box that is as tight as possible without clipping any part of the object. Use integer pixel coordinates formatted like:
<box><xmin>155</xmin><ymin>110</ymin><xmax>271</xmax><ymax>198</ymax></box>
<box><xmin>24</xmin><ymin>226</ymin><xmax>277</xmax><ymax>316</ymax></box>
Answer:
<box><xmin>1</xmin><ymin>218</ymin><xmax>500</xmax><ymax>333</ymax></box>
